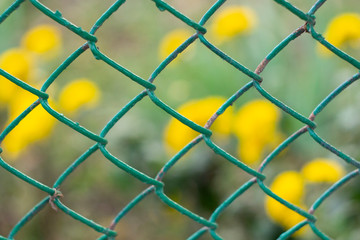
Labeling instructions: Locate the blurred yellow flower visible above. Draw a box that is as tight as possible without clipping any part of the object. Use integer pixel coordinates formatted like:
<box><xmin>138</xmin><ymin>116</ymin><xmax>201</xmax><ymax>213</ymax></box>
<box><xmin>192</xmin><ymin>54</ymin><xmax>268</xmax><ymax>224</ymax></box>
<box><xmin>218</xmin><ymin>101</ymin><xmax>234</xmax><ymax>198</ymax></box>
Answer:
<box><xmin>269</xmin><ymin>171</ymin><xmax>305</xmax><ymax>202</ymax></box>
<box><xmin>58</xmin><ymin>78</ymin><xmax>100</xmax><ymax>115</ymax></box>
<box><xmin>210</xmin><ymin>6</ymin><xmax>257</xmax><ymax>43</ymax></box>
<box><xmin>318</xmin><ymin>13</ymin><xmax>360</xmax><ymax>56</ymax></box>
<box><xmin>158</xmin><ymin>29</ymin><xmax>193</xmax><ymax>61</ymax></box>
<box><xmin>301</xmin><ymin>158</ymin><xmax>345</xmax><ymax>184</ymax></box>
<box><xmin>233</xmin><ymin>99</ymin><xmax>282</xmax><ymax>165</ymax></box>
<box><xmin>3</xmin><ymin>91</ymin><xmax>56</xmax><ymax>158</ymax></box>
<box><xmin>265</xmin><ymin>160</ymin><xmax>345</xmax><ymax>234</ymax></box>
<box><xmin>164</xmin><ymin>97</ymin><xmax>233</xmax><ymax>153</ymax></box>
<box><xmin>21</xmin><ymin>24</ymin><xmax>62</xmax><ymax>58</ymax></box>
<box><xmin>266</xmin><ymin>199</ymin><xmax>308</xmax><ymax>233</ymax></box>
<box><xmin>265</xmin><ymin>171</ymin><xmax>307</xmax><ymax>233</ymax></box>
<box><xmin>2</xmin><ymin>78</ymin><xmax>100</xmax><ymax>158</ymax></box>
<box><xmin>0</xmin><ymin>48</ymin><xmax>34</xmax><ymax>104</ymax></box>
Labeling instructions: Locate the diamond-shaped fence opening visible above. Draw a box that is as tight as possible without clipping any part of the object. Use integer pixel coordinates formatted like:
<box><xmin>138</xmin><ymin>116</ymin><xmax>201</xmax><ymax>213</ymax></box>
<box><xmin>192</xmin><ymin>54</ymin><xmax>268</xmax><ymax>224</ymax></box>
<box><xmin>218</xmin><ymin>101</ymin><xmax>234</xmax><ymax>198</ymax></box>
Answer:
<box><xmin>0</xmin><ymin>0</ymin><xmax>360</xmax><ymax>239</ymax></box>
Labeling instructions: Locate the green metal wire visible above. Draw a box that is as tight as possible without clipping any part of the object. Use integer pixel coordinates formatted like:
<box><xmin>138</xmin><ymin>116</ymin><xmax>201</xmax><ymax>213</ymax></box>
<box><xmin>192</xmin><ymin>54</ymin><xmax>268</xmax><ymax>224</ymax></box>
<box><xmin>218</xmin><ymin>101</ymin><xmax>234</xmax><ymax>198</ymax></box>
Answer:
<box><xmin>0</xmin><ymin>0</ymin><xmax>24</xmax><ymax>24</ymax></box>
<box><xmin>0</xmin><ymin>69</ymin><xmax>48</xmax><ymax>99</ymax></box>
<box><xmin>8</xmin><ymin>197</ymin><xmax>50</xmax><ymax>239</ymax></box>
<box><xmin>0</xmin><ymin>0</ymin><xmax>359</xmax><ymax>239</ymax></box>
<box><xmin>29</xmin><ymin>0</ymin><xmax>97</xmax><ymax>42</ymax></box>
<box><xmin>0</xmin><ymin>99</ymin><xmax>41</xmax><ymax>144</ymax></box>
<box><xmin>309</xmin><ymin>169</ymin><xmax>360</xmax><ymax>213</ymax></box>
<box><xmin>277</xmin><ymin>220</ymin><xmax>309</xmax><ymax>240</ymax></box>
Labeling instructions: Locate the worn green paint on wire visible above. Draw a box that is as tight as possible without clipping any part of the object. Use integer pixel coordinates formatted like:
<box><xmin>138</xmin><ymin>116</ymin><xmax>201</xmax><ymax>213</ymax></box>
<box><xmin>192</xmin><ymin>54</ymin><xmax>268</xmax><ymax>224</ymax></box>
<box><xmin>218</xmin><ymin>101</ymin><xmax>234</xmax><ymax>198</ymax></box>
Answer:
<box><xmin>100</xmin><ymin>91</ymin><xmax>148</xmax><ymax>137</ymax></box>
<box><xmin>0</xmin><ymin>0</ymin><xmax>359</xmax><ymax>239</ymax></box>
<box><xmin>99</xmin><ymin>145</ymin><xmax>163</xmax><ymax>186</ymax></box>
<box><xmin>310</xmin><ymin>26</ymin><xmax>360</xmax><ymax>70</ymax></box>
<box><xmin>90</xmin><ymin>0</ymin><xmax>126</xmax><ymax>35</ymax></box>
<box><xmin>41</xmin><ymin>44</ymin><xmax>88</xmax><ymax>92</ymax></box>
<box><xmin>151</xmin><ymin>0</ymin><xmax>206</xmax><ymax>33</ymax></box>
<box><xmin>209</xmin><ymin>230</ymin><xmax>223</xmax><ymax>240</ymax></box>
<box><xmin>29</xmin><ymin>0</ymin><xmax>97</xmax><ymax>42</ymax></box>
<box><xmin>199</xmin><ymin>35</ymin><xmax>262</xmax><ymax>82</ymax></box>
<box><xmin>0</xmin><ymin>0</ymin><xmax>25</xmax><ymax>23</ymax></box>
<box><xmin>308</xmin><ymin>0</ymin><xmax>327</xmax><ymax>15</ymax></box>
<box><xmin>0</xmin><ymin>100</ymin><xmax>40</xmax><ymax>143</ymax></box>
<box><xmin>0</xmin><ymin>156</ymin><xmax>55</xmax><ymax>195</ymax></box>
<box><xmin>53</xmin><ymin>144</ymin><xmax>99</xmax><ymax>188</ymax></box>
<box><xmin>188</xmin><ymin>227</ymin><xmax>208</xmax><ymax>240</ymax></box>
<box><xmin>41</xmin><ymin>99</ymin><xmax>108</xmax><ymax>145</ymax></box>
<box><xmin>210</xmin><ymin>179</ymin><xmax>256</xmax><ymax>222</ymax></box>
<box><xmin>156</xmin><ymin>135</ymin><xmax>203</xmax><ymax>180</ymax></box>
<box><xmin>310</xmin><ymin>169</ymin><xmax>360</xmax><ymax>213</ymax></box>
<box><xmin>199</xmin><ymin>0</ymin><xmax>226</xmax><ymax>26</ymax></box>
<box><xmin>216</xmin><ymin>81</ymin><xmax>253</xmax><ymax>115</ymax></box>
<box><xmin>257</xmin><ymin>179</ymin><xmax>316</xmax><ymax>222</ymax></box>
<box><xmin>8</xmin><ymin>197</ymin><xmax>50</xmax><ymax>239</ymax></box>
<box><xmin>254</xmin><ymin>81</ymin><xmax>317</xmax><ymax>128</ymax></box>
<box><xmin>312</xmin><ymin>72</ymin><xmax>360</xmax><ymax>116</ymax></box>
<box><xmin>265</xmin><ymin>25</ymin><xmax>306</xmax><ymax>61</ymax></box>
<box><xmin>54</xmin><ymin>199</ymin><xmax>117</xmax><ymax>237</ymax></box>
<box><xmin>89</xmin><ymin>42</ymin><xmax>156</xmax><ymax>90</ymax></box>
<box><xmin>0</xmin><ymin>69</ymin><xmax>48</xmax><ymax>99</ymax></box>
<box><xmin>155</xmin><ymin>186</ymin><xmax>218</xmax><ymax>229</ymax></box>
<box><xmin>309</xmin><ymin>222</ymin><xmax>331</xmax><ymax>240</ymax></box>
<box><xmin>259</xmin><ymin>126</ymin><xmax>308</xmax><ymax>172</ymax></box>
<box><xmin>278</xmin><ymin>220</ymin><xmax>308</xmax><ymax>240</ymax></box>
<box><xmin>147</xmin><ymin>90</ymin><xmax>212</xmax><ymax>136</ymax></box>
<box><xmin>204</xmin><ymin>136</ymin><xmax>266</xmax><ymax>180</ymax></box>
<box><xmin>149</xmin><ymin>34</ymin><xmax>199</xmax><ymax>83</ymax></box>
<box><xmin>273</xmin><ymin>0</ymin><xmax>308</xmax><ymax>21</ymax></box>
<box><xmin>308</xmin><ymin>129</ymin><xmax>360</xmax><ymax>168</ymax></box>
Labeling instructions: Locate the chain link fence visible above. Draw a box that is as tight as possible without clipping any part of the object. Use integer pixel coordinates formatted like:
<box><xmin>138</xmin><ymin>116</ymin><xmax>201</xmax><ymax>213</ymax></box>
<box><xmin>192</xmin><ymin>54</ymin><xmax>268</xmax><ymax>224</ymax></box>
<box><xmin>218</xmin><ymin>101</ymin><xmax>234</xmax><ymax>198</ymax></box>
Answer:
<box><xmin>0</xmin><ymin>0</ymin><xmax>359</xmax><ymax>239</ymax></box>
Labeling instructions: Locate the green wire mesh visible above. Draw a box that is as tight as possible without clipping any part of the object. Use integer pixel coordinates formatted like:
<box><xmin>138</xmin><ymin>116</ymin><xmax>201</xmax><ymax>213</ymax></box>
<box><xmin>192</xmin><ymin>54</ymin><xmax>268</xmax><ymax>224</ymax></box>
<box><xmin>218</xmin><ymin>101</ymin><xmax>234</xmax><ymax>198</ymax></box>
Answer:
<box><xmin>0</xmin><ymin>0</ymin><xmax>359</xmax><ymax>239</ymax></box>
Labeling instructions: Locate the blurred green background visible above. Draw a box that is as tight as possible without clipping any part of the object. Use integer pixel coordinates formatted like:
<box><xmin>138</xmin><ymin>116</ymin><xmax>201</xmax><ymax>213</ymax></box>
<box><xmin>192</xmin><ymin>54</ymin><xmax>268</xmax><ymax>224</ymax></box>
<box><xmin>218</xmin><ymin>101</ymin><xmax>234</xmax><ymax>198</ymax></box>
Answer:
<box><xmin>0</xmin><ymin>0</ymin><xmax>360</xmax><ymax>239</ymax></box>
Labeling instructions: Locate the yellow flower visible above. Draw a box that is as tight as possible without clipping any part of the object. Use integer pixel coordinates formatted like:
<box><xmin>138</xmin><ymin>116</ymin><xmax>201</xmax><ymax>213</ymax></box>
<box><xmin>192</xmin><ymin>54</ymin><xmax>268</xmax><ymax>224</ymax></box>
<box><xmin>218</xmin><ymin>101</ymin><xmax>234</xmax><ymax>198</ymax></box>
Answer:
<box><xmin>318</xmin><ymin>13</ymin><xmax>360</xmax><ymax>56</ymax></box>
<box><xmin>3</xmin><ymin>91</ymin><xmax>56</xmax><ymax>158</ymax></box>
<box><xmin>0</xmin><ymin>48</ymin><xmax>34</xmax><ymax>104</ymax></box>
<box><xmin>265</xmin><ymin>171</ymin><xmax>307</xmax><ymax>233</ymax></box>
<box><xmin>233</xmin><ymin>99</ymin><xmax>281</xmax><ymax>165</ymax></box>
<box><xmin>265</xmin><ymin>161</ymin><xmax>345</xmax><ymax>235</ymax></box>
<box><xmin>58</xmin><ymin>78</ymin><xmax>100</xmax><ymax>115</ymax></box>
<box><xmin>158</xmin><ymin>29</ymin><xmax>193</xmax><ymax>61</ymax></box>
<box><xmin>164</xmin><ymin>97</ymin><xmax>233</xmax><ymax>153</ymax></box>
<box><xmin>269</xmin><ymin>171</ymin><xmax>305</xmax><ymax>202</ymax></box>
<box><xmin>266</xmin><ymin>199</ymin><xmax>308</xmax><ymax>232</ymax></box>
<box><xmin>210</xmin><ymin>6</ymin><xmax>257</xmax><ymax>43</ymax></box>
<box><xmin>21</xmin><ymin>24</ymin><xmax>62</xmax><ymax>58</ymax></box>
<box><xmin>301</xmin><ymin>158</ymin><xmax>345</xmax><ymax>184</ymax></box>
<box><xmin>2</xmin><ymin>79</ymin><xmax>100</xmax><ymax>158</ymax></box>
